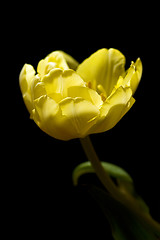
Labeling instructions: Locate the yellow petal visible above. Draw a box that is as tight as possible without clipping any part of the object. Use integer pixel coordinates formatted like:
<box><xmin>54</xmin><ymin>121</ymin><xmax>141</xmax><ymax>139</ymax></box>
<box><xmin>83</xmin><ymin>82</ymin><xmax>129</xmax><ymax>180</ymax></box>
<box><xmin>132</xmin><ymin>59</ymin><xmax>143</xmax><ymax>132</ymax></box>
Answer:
<box><xmin>101</xmin><ymin>87</ymin><xmax>132</xmax><ymax>116</ymax></box>
<box><xmin>22</xmin><ymin>92</ymin><xmax>33</xmax><ymax>115</ymax></box>
<box><xmin>68</xmin><ymin>86</ymin><xmax>103</xmax><ymax>108</ymax></box>
<box><xmin>42</xmin><ymin>69</ymin><xmax>85</xmax><ymax>102</ymax></box>
<box><xmin>19</xmin><ymin>64</ymin><xmax>36</xmax><ymax>113</ymax></box>
<box><xmin>32</xmin><ymin>95</ymin><xmax>99</xmax><ymax>140</ymax></box>
<box><xmin>32</xmin><ymin>95</ymin><xmax>63</xmax><ymax>138</ymax></box>
<box><xmin>135</xmin><ymin>58</ymin><xmax>143</xmax><ymax>79</ymax></box>
<box><xmin>31</xmin><ymin>75</ymin><xmax>46</xmax><ymax>101</ymax></box>
<box><xmin>130</xmin><ymin>58</ymin><xmax>142</xmax><ymax>94</ymax></box>
<box><xmin>58</xmin><ymin>51</ymin><xmax>79</xmax><ymax>70</ymax></box>
<box><xmin>88</xmin><ymin>87</ymin><xmax>133</xmax><ymax>134</ymax></box>
<box><xmin>59</xmin><ymin>97</ymin><xmax>100</xmax><ymax>138</ymax></box>
<box><xmin>42</xmin><ymin>69</ymin><xmax>63</xmax><ymax>99</ymax></box>
<box><xmin>77</xmin><ymin>48</ymin><xmax>126</xmax><ymax>96</ymax></box>
<box><xmin>119</xmin><ymin>58</ymin><xmax>143</xmax><ymax>95</ymax></box>
<box><xmin>120</xmin><ymin>97</ymin><xmax>135</xmax><ymax>119</ymax></box>
<box><xmin>62</xmin><ymin>69</ymin><xmax>86</xmax><ymax>89</ymax></box>
<box><xmin>19</xmin><ymin>64</ymin><xmax>35</xmax><ymax>94</ymax></box>
<box><xmin>37</xmin><ymin>51</ymin><xmax>69</xmax><ymax>78</ymax></box>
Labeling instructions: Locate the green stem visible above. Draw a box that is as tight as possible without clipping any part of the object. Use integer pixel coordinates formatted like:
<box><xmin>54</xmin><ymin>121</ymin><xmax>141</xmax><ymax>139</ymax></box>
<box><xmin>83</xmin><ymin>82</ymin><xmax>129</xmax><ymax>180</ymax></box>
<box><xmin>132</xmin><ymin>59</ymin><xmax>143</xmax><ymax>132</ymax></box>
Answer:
<box><xmin>80</xmin><ymin>135</ymin><xmax>160</xmax><ymax>235</ymax></box>
<box><xmin>80</xmin><ymin>136</ymin><xmax>121</xmax><ymax>199</ymax></box>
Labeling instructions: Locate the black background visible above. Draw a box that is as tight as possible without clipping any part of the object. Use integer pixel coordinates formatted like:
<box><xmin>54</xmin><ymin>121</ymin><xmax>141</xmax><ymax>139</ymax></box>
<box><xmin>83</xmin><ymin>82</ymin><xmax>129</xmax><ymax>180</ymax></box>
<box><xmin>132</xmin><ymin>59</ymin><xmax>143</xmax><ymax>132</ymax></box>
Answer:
<box><xmin>5</xmin><ymin>2</ymin><xmax>160</xmax><ymax>239</ymax></box>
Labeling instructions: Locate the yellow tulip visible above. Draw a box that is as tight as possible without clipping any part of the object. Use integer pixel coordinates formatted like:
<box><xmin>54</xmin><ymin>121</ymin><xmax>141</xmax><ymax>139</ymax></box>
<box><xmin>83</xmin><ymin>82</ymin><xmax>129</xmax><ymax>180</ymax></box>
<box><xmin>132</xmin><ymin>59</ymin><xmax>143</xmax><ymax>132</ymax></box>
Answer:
<box><xmin>19</xmin><ymin>48</ymin><xmax>142</xmax><ymax>140</ymax></box>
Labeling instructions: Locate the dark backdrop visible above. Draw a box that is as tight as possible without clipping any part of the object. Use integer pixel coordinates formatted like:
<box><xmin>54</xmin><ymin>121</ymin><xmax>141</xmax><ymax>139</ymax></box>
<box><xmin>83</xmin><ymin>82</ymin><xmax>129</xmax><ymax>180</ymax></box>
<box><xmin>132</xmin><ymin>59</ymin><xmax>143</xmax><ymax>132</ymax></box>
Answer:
<box><xmin>5</xmin><ymin>2</ymin><xmax>160</xmax><ymax>239</ymax></box>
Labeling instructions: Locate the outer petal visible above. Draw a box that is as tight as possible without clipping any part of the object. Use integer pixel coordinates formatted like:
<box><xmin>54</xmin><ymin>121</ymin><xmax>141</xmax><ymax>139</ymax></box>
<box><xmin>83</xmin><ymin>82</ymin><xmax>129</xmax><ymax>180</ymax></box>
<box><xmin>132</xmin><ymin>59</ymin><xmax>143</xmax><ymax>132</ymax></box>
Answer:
<box><xmin>32</xmin><ymin>95</ymin><xmax>100</xmax><ymax>140</ymax></box>
<box><xmin>116</xmin><ymin>58</ymin><xmax>143</xmax><ymax>95</ymax></box>
<box><xmin>88</xmin><ymin>87</ymin><xmax>133</xmax><ymax>134</ymax></box>
<box><xmin>37</xmin><ymin>51</ymin><xmax>69</xmax><ymax>78</ymax></box>
<box><xmin>59</xmin><ymin>97</ymin><xmax>100</xmax><ymax>139</ymax></box>
<box><xmin>32</xmin><ymin>95</ymin><xmax>64</xmax><ymax>139</ymax></box>
<box><xmin>130</xmin><ymin>58</ymin><xmax>142</xmax><ymax>94</ymax></box>
<box><xmin>19</xmin><ymin>64</ymin><xmax>36</xmax><ymax>113</ymax></box>
<box><xmin>77</xmin><ymin>48</ymin><xmax>126</xmax><ymax>96</ymax></box>
<box><xmin>31</xmin><ymin>75</ymin><xmax>47</xmax><ymax>101</ymax></box>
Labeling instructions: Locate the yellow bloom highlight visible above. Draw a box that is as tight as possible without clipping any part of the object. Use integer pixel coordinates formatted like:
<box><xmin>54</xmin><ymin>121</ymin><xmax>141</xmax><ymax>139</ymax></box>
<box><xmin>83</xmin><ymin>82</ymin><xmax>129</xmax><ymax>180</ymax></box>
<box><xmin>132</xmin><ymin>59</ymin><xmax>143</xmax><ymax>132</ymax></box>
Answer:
<box><xmin>19</xmin><ymin>49</ymin><xmax>142</xmax><ymax>140</ymax></box>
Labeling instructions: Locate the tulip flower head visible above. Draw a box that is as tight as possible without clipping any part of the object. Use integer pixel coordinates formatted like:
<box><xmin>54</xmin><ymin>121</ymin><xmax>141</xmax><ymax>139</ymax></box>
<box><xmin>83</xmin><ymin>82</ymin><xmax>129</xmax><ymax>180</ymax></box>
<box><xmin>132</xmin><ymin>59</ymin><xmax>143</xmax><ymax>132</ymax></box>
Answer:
<box><xmin>19</xmin><ymin>48</ymin><xmax>142</xmax><ymax>140</ymax></box>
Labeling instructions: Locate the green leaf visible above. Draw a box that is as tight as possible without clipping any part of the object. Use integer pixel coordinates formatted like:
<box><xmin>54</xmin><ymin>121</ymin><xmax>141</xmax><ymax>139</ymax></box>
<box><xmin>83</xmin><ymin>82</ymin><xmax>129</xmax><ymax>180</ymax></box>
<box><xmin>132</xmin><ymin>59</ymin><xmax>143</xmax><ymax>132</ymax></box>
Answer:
<box><xmin>72</xmin><ymin>161</ymin><xmax>150</xmax><ymax>214</ymax></box>
<box><xmin>87</xmin><ymin>185</ymin><xmax>160</xmax><ymax>240</ymax></box>
<box><xmin>72</xmin><ymin>161</ymin><xmax>133</xmax><ymax>186</ymax></box>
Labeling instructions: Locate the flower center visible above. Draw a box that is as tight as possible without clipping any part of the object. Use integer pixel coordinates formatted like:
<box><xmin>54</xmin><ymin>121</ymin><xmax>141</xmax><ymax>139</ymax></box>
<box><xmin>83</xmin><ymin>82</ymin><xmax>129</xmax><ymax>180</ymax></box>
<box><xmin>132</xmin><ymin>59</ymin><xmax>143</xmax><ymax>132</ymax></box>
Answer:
<box><xmin>87</xmin><ymin>81</ymin><xmax>107</xmax><ymax>102</ymax></box>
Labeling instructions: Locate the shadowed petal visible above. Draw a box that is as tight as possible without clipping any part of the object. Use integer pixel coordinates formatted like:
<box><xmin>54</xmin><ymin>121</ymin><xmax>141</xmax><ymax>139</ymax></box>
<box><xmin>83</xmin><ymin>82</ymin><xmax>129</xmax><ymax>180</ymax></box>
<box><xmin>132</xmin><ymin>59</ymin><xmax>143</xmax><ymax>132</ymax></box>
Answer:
<box><xmin>58</xmin><ymin>51</ymin><xmax>79</xmax><ymax>70</ymax></box>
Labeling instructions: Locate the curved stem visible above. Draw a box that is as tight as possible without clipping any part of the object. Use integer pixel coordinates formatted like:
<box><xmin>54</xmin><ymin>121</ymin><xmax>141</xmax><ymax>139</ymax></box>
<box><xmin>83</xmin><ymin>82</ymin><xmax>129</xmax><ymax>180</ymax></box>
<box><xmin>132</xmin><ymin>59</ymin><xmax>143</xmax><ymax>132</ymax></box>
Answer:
<box><xmin>80</xmin><ymin>136</ymin><xmax>121</xmax><ymax>199</ymax></box>
<box><xmin>80</xmin><ymin>135</ymin><xmax>160</xmax><ymax>235</ymax></box>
